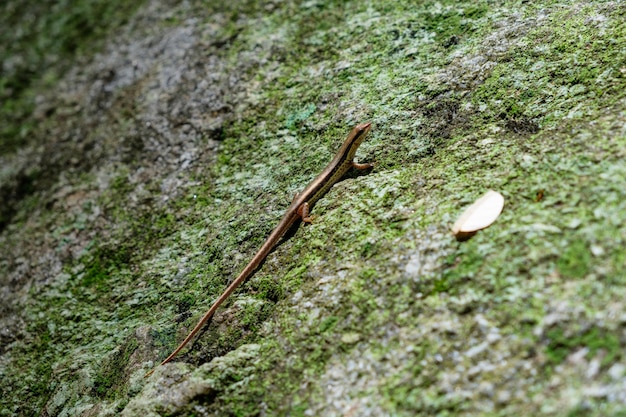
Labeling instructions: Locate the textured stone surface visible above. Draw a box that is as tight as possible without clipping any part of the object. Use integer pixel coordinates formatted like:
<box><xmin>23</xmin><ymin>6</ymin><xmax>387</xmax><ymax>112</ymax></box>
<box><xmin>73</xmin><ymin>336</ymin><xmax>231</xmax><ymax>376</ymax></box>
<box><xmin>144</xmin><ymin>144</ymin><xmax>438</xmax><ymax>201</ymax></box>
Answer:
<box><xmin>1</xmin><ymin>0</ymin><xmax>625</xmax><ymax>416</ymax></box>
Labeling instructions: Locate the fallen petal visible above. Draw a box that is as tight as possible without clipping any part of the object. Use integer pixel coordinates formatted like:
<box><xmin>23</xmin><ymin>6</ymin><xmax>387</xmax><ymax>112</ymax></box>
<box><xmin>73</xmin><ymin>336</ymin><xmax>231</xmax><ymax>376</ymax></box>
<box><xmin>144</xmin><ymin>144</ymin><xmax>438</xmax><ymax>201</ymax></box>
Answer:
<box><xmin>452</xmin><ymin>190</ymin><xmax>505</xmax><ymax>241</ymax></box>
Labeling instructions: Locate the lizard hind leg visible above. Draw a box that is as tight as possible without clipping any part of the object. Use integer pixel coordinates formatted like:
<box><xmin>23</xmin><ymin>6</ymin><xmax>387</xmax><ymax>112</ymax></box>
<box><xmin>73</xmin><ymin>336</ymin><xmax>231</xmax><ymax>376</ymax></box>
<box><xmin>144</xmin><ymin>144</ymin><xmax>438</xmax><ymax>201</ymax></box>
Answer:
<box><xmin>297</xmin><ymin>202</ymin><xmax>314</xmax><ymax>223</ymax></box>
<box><xmin>352</xmin><ymin>161</ymin><xmax>374</xmax><ymax>170</ymax></box>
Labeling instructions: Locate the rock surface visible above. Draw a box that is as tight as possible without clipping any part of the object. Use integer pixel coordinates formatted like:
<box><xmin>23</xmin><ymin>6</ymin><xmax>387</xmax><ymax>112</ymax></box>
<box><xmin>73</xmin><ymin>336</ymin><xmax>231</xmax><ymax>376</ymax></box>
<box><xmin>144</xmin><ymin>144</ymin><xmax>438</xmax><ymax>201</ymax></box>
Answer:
<box><xmin>1</xmin><ymin>0</ymin><xmax>625</xmax><ymax>416</ymax></box>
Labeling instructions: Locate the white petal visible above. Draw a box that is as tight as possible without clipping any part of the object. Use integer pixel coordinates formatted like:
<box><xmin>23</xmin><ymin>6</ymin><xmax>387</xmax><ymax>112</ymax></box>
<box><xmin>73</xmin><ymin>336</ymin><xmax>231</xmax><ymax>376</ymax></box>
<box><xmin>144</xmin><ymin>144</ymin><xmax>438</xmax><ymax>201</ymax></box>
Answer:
<box><xmin>452</xmin><ymin>190</ymin><xmax>504</xmax><ymax>239</ymax></box>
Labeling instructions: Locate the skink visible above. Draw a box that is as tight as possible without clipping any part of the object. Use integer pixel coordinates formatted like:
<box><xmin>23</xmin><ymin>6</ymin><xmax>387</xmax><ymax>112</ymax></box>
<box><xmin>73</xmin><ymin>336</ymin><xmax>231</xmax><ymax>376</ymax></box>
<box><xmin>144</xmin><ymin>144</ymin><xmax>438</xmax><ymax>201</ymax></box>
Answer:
<box><xmin>146</xmin><ymin>122</ymin><xmax>372</xmax><ymax>377</ymax></box>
